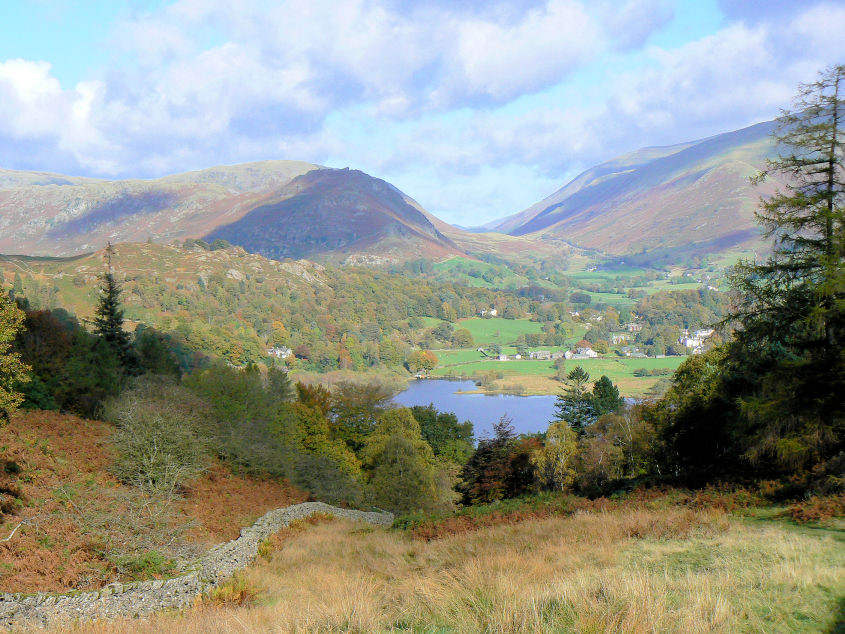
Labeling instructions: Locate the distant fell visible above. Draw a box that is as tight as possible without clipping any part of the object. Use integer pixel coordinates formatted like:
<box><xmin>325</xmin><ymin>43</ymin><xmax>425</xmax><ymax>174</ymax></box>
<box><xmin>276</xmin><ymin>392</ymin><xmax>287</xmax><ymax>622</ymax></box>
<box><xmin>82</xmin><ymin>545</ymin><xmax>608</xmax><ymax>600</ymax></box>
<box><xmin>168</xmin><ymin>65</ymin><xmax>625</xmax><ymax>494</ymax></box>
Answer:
<box><xmin>205</xmin><ymin>168</ymin><xmax>462</xmax><ymax>262</ymax></box>
<box><xmin>0</xmin><ymin>161</ymin><xmax>463</xmax><ymax>262</ymax></box>
<box><xmin>493</xmin><ymin>120</ymin><xmax>783</xmax><ymax>260</ymax></box>
<box><xmin>0</xmin><ymin>160</ymin><xmax>320</xmax><ymax>256</ymax></box>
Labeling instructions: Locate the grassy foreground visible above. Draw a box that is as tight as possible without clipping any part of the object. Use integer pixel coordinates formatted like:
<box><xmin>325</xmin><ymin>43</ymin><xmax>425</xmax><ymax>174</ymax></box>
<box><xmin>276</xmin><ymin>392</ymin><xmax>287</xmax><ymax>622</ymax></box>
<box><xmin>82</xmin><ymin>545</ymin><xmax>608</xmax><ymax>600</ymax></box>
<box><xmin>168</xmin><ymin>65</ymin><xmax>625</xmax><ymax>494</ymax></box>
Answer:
<box><xmin>57</xmin><ymin>505</ymin><xmax>844</xmax><ymax>633</ymax></box>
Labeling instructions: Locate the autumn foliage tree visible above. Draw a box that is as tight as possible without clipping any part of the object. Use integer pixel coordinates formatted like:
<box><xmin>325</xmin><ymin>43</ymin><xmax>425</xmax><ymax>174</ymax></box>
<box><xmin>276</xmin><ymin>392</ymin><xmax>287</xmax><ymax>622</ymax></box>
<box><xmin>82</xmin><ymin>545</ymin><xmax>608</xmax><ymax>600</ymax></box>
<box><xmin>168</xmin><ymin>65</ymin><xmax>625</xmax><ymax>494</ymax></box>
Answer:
<box><xmin>406</xmin><ymin>349</ymin><xmax>438</xmax><ymax>375</ymax></box>
<box><xmin>0</xmin><ymin>292</ymin><xmax>30</xmax><ymax>421</ymax></box>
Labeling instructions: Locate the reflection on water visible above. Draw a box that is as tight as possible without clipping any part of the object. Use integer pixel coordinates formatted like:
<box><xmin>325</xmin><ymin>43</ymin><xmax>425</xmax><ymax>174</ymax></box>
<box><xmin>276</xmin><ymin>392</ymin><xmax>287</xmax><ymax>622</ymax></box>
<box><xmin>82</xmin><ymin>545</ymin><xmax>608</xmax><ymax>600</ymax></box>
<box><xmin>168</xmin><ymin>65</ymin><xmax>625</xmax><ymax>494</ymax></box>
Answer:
<box><xmin>393</xmin><ymin>379</ymin><xmax>557</xmax><ymax>438</ymax></box>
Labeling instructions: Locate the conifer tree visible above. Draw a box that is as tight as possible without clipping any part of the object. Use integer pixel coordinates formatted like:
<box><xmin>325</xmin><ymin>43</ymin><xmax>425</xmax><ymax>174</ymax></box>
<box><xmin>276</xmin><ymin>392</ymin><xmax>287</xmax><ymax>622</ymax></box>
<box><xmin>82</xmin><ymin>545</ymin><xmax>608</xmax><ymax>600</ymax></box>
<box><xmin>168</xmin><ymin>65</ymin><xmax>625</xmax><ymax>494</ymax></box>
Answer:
<box><xmin>94</xmin><ymin>243</ymin><xmax>136</xmax><ymax>372</ymax></box>
<box><xmin>728</xmin><ymin>64</ymin><xmax>845</xmax><ymax>472</ymax></box>
<box><xmin>552</xmin><ymin>366</ymin><xmax>595</xmax><ymax>436</ymax></box>
<box><xmin>590</xmin><ymin>375</ymin><xmax>624</xmax><ymax>416</ymax></box>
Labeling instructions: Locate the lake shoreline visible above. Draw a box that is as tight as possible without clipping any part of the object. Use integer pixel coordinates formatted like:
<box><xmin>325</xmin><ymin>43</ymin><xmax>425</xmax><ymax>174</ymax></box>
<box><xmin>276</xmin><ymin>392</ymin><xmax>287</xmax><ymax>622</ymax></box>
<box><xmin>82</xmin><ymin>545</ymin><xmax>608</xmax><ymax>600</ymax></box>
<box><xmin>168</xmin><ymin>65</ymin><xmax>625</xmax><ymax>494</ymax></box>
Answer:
<box><xmin>394</xmin><ymin>378</ymin><xmax>558</xmax><ymax>437</ymax></box>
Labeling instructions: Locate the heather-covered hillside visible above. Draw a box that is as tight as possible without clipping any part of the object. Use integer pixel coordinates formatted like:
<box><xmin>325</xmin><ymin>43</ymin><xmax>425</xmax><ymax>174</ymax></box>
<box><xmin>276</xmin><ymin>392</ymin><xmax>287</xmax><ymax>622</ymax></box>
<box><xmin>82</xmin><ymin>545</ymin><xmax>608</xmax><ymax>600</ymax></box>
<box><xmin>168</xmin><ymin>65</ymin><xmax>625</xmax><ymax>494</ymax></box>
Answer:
<box><xmin>493</xmin><ymin>121</ymin><xmax>783</xmax><ymax>261</ymax></box>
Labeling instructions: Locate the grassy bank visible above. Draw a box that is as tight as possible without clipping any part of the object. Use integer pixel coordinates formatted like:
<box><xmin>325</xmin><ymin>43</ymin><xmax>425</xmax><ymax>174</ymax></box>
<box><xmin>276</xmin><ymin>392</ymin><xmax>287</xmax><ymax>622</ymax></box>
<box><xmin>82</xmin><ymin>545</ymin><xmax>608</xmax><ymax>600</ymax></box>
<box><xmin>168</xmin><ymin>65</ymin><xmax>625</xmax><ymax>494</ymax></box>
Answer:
<box><xmin>57</xmin><ymin>498</ymin><xmax>844</xmax><ymax>633</ymax></box>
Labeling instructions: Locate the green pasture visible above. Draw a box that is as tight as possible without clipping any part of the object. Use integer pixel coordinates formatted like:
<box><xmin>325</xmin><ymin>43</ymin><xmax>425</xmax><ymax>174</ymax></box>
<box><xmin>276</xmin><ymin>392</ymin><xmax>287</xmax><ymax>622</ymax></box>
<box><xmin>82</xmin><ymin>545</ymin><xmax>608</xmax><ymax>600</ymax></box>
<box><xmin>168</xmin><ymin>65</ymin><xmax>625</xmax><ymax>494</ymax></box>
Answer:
<box><xmin>456</xmin><ymin>317</ymin><xmax>544</xmax><ymax>345</ymax></box>
<box><xmin>647</xmin><ymin>280</ymin><xmax>706</xmax><ymax>293</ymax></box>
<box><xmin>432</xmin><ymin>359</ymin><xmax>556</xmax><ymax>377</ymax></box>
<box><xmin>434</xmin><ymin>349</ymin><xmax>489</xmax><ymax>365</ymax></box>
<box><xmin>567</xmin><ymin>324</ymin><xmax>589</xmax><ymax>343</ymax></box>
<box><xmin>567</xmin><ymin>265</ymin><xmax>651</xmax><ymax>281</ymax></box>
<box><xmin>574</xmin><ymin>291</ymin><xmax>635</xmax><ymax>306</ymax></box>
<box><xmin>432</xmin><ymin>355</ymin><xmax>688</xmax><ymax>384</ymax></box>
<box><xmin>418</xmin><ymin>316</ymin><xmax>445</xmax><ymax>327</ymax></box>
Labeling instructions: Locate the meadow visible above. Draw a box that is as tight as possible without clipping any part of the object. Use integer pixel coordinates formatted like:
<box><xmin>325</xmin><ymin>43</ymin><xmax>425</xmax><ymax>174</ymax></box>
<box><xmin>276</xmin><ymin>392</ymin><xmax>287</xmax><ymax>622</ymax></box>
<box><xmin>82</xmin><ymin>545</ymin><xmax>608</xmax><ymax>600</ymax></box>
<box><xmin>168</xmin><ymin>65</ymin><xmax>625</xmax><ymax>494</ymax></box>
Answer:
<box><xmin>429</xmin><ymin>256</ymin><xmax>532</xmax><ymax>289</ymax></box>
<box><xmin>454</xmin><ymin>317</ymin><xmax>544</xmax><ymax>345</ymax></box>
<box><xmin>432</xmin><ymin>354</ymin><xmax>688</xmax><ymax>396</ymax></box>
<box><xmin>57</xmin><ymin>505</ymin><xmax>845</xmax><ymax>633</ymax></box>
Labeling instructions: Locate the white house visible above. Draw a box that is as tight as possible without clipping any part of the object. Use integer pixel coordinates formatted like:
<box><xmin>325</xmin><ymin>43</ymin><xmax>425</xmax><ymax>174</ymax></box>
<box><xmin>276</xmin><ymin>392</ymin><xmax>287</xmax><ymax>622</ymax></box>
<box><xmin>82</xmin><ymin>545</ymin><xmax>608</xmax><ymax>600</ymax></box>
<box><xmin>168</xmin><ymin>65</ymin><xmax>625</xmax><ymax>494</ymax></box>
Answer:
<box><xmin>679</xmin><ymin>328</ymin><xmax>714</xmax><ymax>351</ymax></box>
<box><xmin>267</xmin><ymin>346</ymin><xmax>293</xmax><ymax>359</ymax></box>
<box><xmin>611</xmin><ymin>332</ymin><xmax>629</xmax><ymax>345</ymax></box>
<box><xmin>566</xmin><ymin>346</ymin><xmax>598</xmax><ymax>360</ymax></box>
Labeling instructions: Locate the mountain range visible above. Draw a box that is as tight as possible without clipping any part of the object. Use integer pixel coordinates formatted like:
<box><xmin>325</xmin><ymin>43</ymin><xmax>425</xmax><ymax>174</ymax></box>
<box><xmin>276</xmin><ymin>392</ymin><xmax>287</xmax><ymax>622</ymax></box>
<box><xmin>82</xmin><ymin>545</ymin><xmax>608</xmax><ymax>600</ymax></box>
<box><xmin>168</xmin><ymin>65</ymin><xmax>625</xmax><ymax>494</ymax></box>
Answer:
<box><xmin>0</xmin><ymin>119</ymin><xmax>781</xmax><ymax>264</ymax></box>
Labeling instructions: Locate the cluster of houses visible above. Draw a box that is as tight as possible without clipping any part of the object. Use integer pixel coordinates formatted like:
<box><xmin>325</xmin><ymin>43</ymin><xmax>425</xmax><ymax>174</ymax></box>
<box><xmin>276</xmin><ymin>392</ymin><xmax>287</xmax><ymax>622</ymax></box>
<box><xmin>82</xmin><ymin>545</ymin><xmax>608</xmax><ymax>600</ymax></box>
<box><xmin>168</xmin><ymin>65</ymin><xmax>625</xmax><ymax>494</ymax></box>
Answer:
<box><xmin>486</xmin><ymin>341</ymin><xmax>599</xmax><ymax>362</ymax></box>
<box><xmin>266</xmin><ymin>346</ymin><xmax>293</xmax><ymax>359</ymax></box>
<box><xmin>610</xmin><ymin>322</ymin><xmax>642</xmax><ymax>345</ymax></box>
<box><xmin>678</xmin><ymin>328</ymin><xmax>715</xmax><ymax>354</ymax></box>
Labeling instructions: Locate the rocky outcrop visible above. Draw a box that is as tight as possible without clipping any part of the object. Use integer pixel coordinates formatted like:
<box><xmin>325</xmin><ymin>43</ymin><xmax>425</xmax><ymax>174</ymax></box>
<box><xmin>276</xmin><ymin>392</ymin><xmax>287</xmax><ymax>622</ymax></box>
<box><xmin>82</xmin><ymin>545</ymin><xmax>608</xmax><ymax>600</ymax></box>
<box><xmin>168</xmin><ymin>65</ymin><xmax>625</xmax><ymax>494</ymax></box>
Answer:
<box><xmin>0</xmin><ymin>502</ymin><xmax>393</xmax><ymax>629</ymax></box>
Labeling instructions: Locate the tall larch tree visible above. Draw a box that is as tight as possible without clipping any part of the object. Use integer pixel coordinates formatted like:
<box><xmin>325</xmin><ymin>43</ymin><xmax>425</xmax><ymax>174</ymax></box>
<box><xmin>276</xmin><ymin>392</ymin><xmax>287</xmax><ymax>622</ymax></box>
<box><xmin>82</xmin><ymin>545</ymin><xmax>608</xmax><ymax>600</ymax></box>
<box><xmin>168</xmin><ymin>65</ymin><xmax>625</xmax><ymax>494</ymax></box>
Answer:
<box><xmin>728</xmin><ymin>63</ymin><xmax>845</xmax><ymax>474</ymax></box>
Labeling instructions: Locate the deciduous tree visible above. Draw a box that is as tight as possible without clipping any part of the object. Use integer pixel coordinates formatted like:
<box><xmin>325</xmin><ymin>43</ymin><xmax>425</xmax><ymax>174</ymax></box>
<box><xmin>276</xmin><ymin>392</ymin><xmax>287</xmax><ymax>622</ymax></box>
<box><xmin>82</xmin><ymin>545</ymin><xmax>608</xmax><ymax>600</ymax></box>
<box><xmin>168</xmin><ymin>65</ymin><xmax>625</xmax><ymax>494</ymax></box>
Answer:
<box><xmin>406</xmin><ymin>349</ymin><xmax>438</xmax><ymax>374</ymax></box>
<box><xmin>0</xmin><ymin>292</ymin><xmax>30</xmax><ymax>422</ymax></box>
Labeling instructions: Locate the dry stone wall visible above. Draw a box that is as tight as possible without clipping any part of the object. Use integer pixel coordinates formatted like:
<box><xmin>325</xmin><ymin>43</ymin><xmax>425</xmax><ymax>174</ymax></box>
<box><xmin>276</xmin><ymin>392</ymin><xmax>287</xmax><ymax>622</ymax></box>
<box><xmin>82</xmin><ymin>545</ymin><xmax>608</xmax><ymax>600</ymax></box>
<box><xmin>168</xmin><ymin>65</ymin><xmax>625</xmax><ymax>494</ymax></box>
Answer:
<box><xmin>0</xmin><ymin>502</ymin><xmax>393</xmax><ymax>629</ymax></box>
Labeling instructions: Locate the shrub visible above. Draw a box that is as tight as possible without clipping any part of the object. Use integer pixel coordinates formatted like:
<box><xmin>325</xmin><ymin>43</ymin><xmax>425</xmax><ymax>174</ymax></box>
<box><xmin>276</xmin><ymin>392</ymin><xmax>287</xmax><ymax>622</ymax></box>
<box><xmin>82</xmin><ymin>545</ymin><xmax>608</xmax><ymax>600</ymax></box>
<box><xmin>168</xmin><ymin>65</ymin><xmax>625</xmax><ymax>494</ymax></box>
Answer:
<box><xmin>113</xmin><ymin>550</ymin><xmax>176</xmax><ymax>581</ymax></box>
<box><xmin>103</xmin><ymin>375</ymin><xmax>210</xmax><ymax>495</ymax></box>
<box><xmin>206</xmin><ymin>572</ymin><xmax>257</xmax><ymax>607</ymax></box>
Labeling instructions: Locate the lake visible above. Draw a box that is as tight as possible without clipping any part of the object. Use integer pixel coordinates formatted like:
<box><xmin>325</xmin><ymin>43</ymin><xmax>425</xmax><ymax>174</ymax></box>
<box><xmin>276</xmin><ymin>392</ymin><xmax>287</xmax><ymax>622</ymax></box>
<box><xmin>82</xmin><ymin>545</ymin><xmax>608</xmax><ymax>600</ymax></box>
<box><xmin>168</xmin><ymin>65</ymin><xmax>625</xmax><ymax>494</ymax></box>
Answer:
<box><xmin>393</xmin><ymin>379</ymin><xmax>557</xmax><ymax>438</ymax></box>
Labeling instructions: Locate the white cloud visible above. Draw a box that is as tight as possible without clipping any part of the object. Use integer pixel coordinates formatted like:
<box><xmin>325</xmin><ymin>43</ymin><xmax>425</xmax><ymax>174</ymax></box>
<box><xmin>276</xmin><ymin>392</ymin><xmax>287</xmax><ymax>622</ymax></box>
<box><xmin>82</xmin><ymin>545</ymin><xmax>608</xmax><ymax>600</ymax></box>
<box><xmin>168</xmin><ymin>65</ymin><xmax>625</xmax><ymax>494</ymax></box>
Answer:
<box><xmin>441</xmin><ymin>0</ymin><xmax>601</xmax><ymax>102</ymax></box>
<box><xmin>592</xmin><ymin>0</ymin><xmax>674</xmax><ymax>50</ymax></box>
<box><xmin>0</xmin><ymin>59</ymin><xmax>114</xmax><ymax>171</ymax></box>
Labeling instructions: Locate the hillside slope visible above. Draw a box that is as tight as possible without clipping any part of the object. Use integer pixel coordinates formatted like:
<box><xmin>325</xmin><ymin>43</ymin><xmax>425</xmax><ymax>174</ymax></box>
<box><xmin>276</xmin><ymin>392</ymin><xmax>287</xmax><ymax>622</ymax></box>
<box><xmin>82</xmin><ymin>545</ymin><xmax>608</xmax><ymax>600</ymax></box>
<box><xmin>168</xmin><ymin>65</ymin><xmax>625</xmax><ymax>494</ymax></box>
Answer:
<box><xmin>205</xmin><ymin>168</ymin><xmax>462</xmax><ymax>262</ymax></box>
<box><xmin>495</xmin><ymin>121</ymin><xmax>783</xmax><ymax>258</ymax></box>
<box><xmin>52</xmin><ymin>496</ymin><xmax>845</xmax><ymax>632</ymax></box>
<box><xmin>0</xmin><ymin>162</ymin><xmax>468</xmax><ymax>263</ymax></box>
<box><xmin>0</xmin><ymin>410</ymin><xmax>306</xmax><ymax>593</ymax></box>
<box><xmin>0</xmin><ymin>161</ymin><xmax>320</xmax><ymax>257</ymax></box>
<box><xmin>0</xmin><ymin>242</ymin><xmax>525</xmax><ymax>367</ymax></box>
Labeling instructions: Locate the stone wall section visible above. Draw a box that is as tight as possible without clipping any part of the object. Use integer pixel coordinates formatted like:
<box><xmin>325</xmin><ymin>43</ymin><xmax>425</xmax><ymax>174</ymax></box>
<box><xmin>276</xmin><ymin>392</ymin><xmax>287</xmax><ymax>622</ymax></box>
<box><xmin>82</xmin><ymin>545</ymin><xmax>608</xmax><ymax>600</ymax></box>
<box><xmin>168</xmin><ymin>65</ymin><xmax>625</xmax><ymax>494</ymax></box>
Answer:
<box><xmin>0</xmin><ymin>502</ymin><xmax>393</xmax><ymax>629</ymax></box>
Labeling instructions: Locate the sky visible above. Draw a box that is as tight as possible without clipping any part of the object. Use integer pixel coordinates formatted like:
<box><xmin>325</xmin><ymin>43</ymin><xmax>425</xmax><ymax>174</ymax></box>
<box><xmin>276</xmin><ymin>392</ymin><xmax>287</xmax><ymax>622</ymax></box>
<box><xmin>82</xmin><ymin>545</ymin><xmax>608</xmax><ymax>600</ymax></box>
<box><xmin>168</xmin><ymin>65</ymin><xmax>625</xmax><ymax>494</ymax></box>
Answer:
<box><xmin>1</xmin><ymin>0</ymin><xmax>845</xmax><ymax>226</ymax></box>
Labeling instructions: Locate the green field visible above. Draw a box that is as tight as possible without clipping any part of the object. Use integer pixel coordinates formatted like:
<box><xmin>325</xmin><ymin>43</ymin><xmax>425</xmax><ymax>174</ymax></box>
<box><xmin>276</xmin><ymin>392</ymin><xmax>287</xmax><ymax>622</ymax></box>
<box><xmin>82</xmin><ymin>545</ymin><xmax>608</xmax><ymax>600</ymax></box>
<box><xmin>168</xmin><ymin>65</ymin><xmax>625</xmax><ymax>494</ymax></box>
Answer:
<box><xmin>418</xmin><ymin>316</ymin><xmax>445</xmax><ymax>328</ymax></box>
<box><xmin>433</xmin><ymin>355</ymin><xmax>685</xmax><ymax>378</ymax></box>
<box><xmin>430</xmin><ymin>256</ymin><xmax>533</xmax><ymax>289</ymax></box>
<box><xmin>567</xmin><ymin>324</ymin><xmax>588</xmax><ymax>344</ymax></box>
<box><xmin>647</xmin><ymin>280</ymin><xmax>706</xmax><ymax>293</ymax></box>
<box><xmin>574</xmin><ymin>291</ymin><xmax>635</xmax><ymax>306</ymax></box>
<box><xmin>431</xmin><ymin>354</ymin><xmax>688</xmax><ymax>396</ymax></box>
<box><xmin>456</xmin><ymin>317</ymin><xmax>544</xmax><ymax>345</ymax></box>
<box><xmin>433</xmin><ymin>349</ymin><xmax>489</xmax><ymax>365</ymax></box>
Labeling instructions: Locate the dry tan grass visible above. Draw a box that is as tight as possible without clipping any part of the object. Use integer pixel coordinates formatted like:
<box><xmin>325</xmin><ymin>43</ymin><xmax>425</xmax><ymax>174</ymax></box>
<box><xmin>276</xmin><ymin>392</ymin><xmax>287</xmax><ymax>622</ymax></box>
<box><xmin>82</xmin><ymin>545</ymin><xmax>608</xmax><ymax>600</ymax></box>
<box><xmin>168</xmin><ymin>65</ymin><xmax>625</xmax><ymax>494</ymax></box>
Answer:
<box><xmin>55</xmin><ymin>506</ymin><xmax>844</xmax><ymax>633</ymax></box>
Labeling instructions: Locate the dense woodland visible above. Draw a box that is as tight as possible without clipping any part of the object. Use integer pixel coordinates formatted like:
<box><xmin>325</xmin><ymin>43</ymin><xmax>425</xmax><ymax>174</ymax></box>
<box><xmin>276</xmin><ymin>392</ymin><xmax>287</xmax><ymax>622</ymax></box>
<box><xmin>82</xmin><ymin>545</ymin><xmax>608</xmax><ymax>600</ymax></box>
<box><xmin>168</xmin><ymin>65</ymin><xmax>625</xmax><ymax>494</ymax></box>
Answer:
<box><xmin>8</xmin><ymin>252</ymin><xmax>538</xmax><ymax>370</ymax></box>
